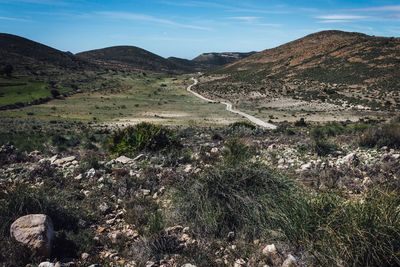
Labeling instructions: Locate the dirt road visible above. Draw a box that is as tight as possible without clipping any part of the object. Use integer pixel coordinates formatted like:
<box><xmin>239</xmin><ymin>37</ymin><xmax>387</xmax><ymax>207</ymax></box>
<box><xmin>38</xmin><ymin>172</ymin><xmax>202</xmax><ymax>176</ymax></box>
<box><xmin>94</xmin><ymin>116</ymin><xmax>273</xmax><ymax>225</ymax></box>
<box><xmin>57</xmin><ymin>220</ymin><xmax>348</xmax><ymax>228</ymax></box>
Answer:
<box><xmin>187</xmin><ymin>78</ymin><xmax>277</xmax><ymax>129</ymax></box>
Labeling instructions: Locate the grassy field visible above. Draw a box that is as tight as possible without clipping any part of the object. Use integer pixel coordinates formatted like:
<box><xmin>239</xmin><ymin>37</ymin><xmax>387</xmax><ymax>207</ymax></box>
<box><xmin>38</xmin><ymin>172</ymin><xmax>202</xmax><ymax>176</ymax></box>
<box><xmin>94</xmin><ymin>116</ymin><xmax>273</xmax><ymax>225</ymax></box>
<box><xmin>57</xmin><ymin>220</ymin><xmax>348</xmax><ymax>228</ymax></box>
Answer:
<box><xmin>0</xmin><ymin>78</ymin><xmax>64</xmax><ymax>107</ymax></box>
<box><xmin>0</xmin><ymin>74</ymin><xmax>238</xmax><ymax>126</ymax></box>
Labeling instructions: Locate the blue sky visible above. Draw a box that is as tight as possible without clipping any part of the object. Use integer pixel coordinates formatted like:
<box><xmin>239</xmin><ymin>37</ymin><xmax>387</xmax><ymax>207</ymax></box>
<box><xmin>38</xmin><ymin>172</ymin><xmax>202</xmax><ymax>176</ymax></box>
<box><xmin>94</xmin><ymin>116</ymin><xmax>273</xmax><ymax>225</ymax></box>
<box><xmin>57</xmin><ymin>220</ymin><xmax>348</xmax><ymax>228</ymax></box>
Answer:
<box><xmin>1</xmin><ymin>0</ymin><xmax>400</xmax><ymax>59</ymax></box>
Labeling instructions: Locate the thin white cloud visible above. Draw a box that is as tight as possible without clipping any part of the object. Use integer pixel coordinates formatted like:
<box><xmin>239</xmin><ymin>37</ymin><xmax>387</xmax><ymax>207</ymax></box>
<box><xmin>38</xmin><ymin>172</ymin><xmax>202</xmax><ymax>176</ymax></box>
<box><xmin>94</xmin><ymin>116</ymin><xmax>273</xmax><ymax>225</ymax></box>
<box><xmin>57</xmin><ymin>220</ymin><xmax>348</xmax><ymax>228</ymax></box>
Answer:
<box><xmin>351</xmin><ymin>5</ymin><xmax>400</xmax><ymax>12</ymax></box>
<box><xmin>229</xmin><ymin>16</ymin><xmax>261</xmax><ymax>23</ymax></box>
<box><xmin>317</xmin><ymin>15</ymin><xmax>368</xmax><ymax>20</ymax></box>
<box><xmin>316</xmin><ymin>14</ymin><xmax>368</xmax><ymax>23</ymax></box>
<box><xmin>0</xmin><ymin>16</ymin><xmax>30</xmax><ymax>22</ymax></box>
<box><xmin>96</xmin><ymin>11</ymin><xmax>211</xmax><ymax>31</ymax></box>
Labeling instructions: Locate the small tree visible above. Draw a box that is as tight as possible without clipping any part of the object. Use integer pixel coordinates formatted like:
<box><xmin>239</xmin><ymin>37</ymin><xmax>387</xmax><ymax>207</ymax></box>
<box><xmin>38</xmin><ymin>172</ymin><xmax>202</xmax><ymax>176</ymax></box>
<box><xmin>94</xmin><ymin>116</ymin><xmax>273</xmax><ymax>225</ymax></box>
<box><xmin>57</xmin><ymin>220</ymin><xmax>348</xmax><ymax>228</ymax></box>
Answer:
<box><xmin>1</xmin><ymin>65</ymin><xmax>13</xmax><ymax>77</ymax></box>
<box><xmin>50</xmin><ymin>89</ymin><xmax>60</xmax><ymax>98</ymax></box>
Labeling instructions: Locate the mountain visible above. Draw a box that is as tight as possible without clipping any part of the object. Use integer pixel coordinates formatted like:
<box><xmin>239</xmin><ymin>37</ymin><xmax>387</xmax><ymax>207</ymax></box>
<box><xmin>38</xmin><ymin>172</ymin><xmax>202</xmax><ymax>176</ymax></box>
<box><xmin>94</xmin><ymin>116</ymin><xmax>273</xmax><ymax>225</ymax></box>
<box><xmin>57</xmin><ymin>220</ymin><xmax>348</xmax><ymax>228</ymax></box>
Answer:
<box><xmin>77</xmin><ymin>46</ymin><xmax>191</xmax><ymax>74</ymax></box>
<box><xmin>193</xmin><ymin>52</ymin><xmax>256</xmax><ymax>68</ymax></box>
<box><xmin>0</xmin><ymin>33</ymin><xmax>92</xmax><ymax>75</ymax></box>
<box><xmin>197</xmin><ymin>31</ymin><xmax>400</xmax><ymax>110</ymax></box>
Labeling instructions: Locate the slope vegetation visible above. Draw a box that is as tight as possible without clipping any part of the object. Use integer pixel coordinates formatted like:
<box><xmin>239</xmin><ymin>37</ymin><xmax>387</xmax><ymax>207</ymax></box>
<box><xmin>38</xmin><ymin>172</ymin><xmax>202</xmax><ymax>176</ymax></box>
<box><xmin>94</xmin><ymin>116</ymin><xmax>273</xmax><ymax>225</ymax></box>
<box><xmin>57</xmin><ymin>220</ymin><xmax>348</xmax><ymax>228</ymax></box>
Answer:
<box><xmin>198</xmin><ymin>31</ymin><xmax>400</xmax><ymax>111</ymax></box>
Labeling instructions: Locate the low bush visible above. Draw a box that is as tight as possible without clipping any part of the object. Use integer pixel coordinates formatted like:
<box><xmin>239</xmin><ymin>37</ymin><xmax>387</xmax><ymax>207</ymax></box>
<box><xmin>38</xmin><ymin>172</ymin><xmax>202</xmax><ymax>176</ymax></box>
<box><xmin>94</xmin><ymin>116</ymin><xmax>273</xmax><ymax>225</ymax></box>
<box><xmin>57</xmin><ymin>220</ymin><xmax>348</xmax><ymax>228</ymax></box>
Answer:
<box><xmin>359</xmin><ymin>123</ymin><xmax>400</xmax><ymax>149</ymax></box>
<box><xmin>0</xmin><ymin>183</ymin><xmax>96</xmax><ymax>264</ymax></box>
<box><xmin>124</xmin><ymin>196</ymin><xmax>165</xmax><ymax>235</ymax></box>
<box><xmin>107</xmin><ymin>122</ymin><xmax>180</xmax><ymax>156</ymax></box>
<box><xmin>174</xmin><ymin>161</ymin><xmax>301</xmax><ymax>238</ymax></box>
<box><xmin>313</xmin><ymin>138</ymin><xmax>339</xmax><ymax>156</ymax></box>
<box><xmin>312</xmin><ymin>188</ymin><xmax>400</xmax><ymax>266</ymax></box>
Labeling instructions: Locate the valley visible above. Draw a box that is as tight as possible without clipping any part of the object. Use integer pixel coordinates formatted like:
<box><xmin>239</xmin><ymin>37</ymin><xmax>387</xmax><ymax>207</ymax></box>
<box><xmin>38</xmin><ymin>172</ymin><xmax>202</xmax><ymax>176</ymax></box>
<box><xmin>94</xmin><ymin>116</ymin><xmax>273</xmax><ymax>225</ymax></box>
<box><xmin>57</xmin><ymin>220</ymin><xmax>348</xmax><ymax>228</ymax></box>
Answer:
<box><xmin>0</xmin><ymin>29</ymin><xmax>399</xmax><ymax>267</ymax></box>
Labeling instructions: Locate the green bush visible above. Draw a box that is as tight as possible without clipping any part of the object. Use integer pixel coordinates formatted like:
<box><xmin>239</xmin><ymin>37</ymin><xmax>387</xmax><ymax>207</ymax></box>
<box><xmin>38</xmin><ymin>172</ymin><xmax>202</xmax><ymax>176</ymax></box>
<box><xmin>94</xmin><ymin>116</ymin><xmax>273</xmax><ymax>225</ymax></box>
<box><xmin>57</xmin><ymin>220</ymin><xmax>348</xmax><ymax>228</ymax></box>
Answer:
<box><xmin>359</xmin><ymin>123</ymin><xmax>400</xmax><ymax>149</ymax></box>
<box><xmin>228</xmin><ymin>121</ymin><xmax>256</xmax><ymax>130</ymax></box>
<box><xmin>312</xmin><ymin>188</ymin><xmax>400</xmax><ymax>266</ymax></box>
<box><xmin>222</xmin><ymin>138</ymin><xmax>253</xmax><ymax>165</ymax></box>
<box><xmin>124</xmin><ymin>196</ymin><xmax>165</xmax><ymax>235</ymax></box>
<box><xmin>314</xmin><ymin>138</ymin><xmax>339</xmax><ymax>156</ymax></box>
<box><xmin>107</xmin><ymin>122</ymin><xmax>180</xmax><ymax>156</ymax></box>
<box><xmin>0</xmin><ymin>183</ymin><xmax>96</xmax><ymax>264</ymax></box>
<box><xmin>174</xmin><ymin>162</ymin><xmax>300</xmax><ymax>238</ymax></box>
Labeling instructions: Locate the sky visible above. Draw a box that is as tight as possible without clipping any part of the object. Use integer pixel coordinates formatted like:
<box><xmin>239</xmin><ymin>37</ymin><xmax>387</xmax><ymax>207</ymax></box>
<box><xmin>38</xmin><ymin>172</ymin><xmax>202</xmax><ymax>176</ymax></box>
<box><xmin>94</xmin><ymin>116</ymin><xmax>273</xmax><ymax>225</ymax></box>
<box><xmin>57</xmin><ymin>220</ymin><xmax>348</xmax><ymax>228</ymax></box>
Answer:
<box><xmin>1</xmin><ymin>0</ymin><xmax>400</xmax><ymax>59</ymax></box>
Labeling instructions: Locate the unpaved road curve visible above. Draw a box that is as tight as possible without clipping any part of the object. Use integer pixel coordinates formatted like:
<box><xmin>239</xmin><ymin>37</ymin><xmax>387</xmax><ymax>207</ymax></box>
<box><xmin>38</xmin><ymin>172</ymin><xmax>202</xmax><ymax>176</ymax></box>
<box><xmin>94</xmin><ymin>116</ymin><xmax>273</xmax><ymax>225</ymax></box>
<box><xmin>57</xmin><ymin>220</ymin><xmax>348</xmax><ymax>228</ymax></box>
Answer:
<box><xmin>187</xmin><ymin>78</ymin><xmax>277</xmax><ymax>129</ymax></box>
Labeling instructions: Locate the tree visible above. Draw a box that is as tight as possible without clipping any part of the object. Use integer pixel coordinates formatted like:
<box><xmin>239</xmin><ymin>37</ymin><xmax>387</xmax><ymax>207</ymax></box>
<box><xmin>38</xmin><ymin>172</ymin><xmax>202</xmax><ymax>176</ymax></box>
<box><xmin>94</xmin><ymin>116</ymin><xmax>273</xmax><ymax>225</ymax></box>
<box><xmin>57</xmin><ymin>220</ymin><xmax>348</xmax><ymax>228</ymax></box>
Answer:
<box><xmin>50</xmin><ymin>89</ymin><xmax>60</xmax><ymax>98</ymax></box>
<box><xmin>1</xmin><ymin>65</ymin><xmax>13</xmax><ymax>77</ymax></box>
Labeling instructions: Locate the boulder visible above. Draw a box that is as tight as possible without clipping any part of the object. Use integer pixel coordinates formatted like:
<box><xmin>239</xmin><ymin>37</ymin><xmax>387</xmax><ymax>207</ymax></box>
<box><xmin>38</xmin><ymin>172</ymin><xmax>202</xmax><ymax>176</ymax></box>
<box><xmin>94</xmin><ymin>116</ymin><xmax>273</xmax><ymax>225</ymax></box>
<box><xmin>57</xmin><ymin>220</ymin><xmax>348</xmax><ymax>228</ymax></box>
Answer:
<box><xmin>10</xmin><ymin>214</ymin><xmax>54</xmax><ymax>257</ymax></box>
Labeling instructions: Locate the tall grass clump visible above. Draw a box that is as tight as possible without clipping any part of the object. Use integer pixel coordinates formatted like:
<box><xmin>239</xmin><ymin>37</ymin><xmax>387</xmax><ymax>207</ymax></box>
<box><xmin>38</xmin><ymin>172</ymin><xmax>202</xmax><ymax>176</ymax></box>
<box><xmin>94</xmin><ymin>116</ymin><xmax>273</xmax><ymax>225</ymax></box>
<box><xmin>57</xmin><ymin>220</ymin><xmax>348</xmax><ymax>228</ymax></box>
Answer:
<box><xmin>359</xmin><ymin>122</ymin><xmax>400</xmax><ymax>149</ymax></box>
<box><xmin>174</xmin><ymin>140</ymin><xmax>310</xmax><ymax>239</ymax></box>
<box><xmin>107</xmin><ymin>122</ymin><xmax>180</xmax><ymax>156</ymax></box>
<box><xmin>312</xmin><ymin>188</ymin><xmax>400</xmax><ymax>266</ymax></box>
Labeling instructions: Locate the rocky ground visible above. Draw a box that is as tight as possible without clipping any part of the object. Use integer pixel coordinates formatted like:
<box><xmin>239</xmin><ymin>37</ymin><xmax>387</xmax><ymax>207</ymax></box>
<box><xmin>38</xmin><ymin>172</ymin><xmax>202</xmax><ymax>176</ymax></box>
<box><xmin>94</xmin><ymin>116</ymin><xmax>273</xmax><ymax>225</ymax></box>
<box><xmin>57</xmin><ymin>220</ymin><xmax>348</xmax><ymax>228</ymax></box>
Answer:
<box><xmin>0</xmin><ymin>119</ymin><xmax>399</xmax><ymax>267</ymax></box>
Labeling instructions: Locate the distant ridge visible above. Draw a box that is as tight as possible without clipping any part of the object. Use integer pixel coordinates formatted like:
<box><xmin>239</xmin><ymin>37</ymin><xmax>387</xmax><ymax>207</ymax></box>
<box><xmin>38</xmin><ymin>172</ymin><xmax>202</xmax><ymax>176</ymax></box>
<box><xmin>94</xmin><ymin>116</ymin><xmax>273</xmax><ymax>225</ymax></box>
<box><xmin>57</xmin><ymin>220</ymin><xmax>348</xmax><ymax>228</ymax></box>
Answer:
<box><xmin>77</xmin><ymin>46</ymin><xmax>191</xmax><ymax>74</ymax></box>
<box><xmin>0</xmin><ymin>33</ymin><xmax>92</xmax><ymax>75</ymax></box>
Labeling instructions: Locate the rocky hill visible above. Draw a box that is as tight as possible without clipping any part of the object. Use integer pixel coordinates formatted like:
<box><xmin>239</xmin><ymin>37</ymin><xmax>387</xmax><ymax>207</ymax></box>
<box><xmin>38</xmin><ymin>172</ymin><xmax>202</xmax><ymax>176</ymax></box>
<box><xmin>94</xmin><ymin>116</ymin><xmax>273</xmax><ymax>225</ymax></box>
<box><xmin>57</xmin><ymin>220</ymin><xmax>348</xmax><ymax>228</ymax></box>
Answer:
<box><xmin>0</xmin><ymin>33</ymin><xmax>93</xmax><ymax>76</ymax></box>
<box><xmin>197</xmin><ymin>31</ymin><xmax>400</xmax><ymax>111</ymax></box>
<box><xmin>77</xmin><ymin>46</ymin><xmax>192</xmax><ymax>74</ymax></box>
<box><xmin>193</xmin><ymin>51</ymin><xmax>256</xmax><ymax>68</ymax></box>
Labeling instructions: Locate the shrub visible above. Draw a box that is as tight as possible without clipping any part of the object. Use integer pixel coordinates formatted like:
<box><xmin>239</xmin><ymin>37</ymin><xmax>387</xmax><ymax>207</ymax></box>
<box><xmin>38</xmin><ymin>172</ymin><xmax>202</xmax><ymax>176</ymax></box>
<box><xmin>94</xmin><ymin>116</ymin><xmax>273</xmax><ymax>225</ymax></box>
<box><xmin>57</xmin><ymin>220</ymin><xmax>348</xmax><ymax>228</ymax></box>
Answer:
<box><xmin>0</xmin><ymin>183</ymin><xmax>96</xmax><ymax>264</ymax></box>
<box><xmin>229</xmin><ymin>121</ymin><xmax>256</xmax><ymax>130</ymax></box>
<box><xmin>107</xmin><ymin>122</ymin><xmax>180</xmax><ymax>156</ymax></box>
<box><xmin>313</xmin><ymin>138</ymin><xmax>339</xmax><ymax>156</ymax></box>
<box><xmin>359</xmin><ymin>123</ymin><xmax>400</xmax><ymax>149</ymax></box>
<box><xmin>294</xmin><ymin>118</ymin><xmax>307</xmax><ymax>127</ymax></box>
<box><xmin>174</xmin><ymin>161</ymin><xmax>300</xmax><ymax>238</ymax></box>
<box><xmin>312</xmin><ymin>188</ymin><xmax>400</xmax><ymax>266</ymax></box>
<box><xmin>124</xmin><ymin>197</ymin><xmax>165</xmax><ymax>235</ymax></box>
<box><xmin>222</xmin><ymin>138</ymin><xmax>253</xmax><ymax>165</ymax></box>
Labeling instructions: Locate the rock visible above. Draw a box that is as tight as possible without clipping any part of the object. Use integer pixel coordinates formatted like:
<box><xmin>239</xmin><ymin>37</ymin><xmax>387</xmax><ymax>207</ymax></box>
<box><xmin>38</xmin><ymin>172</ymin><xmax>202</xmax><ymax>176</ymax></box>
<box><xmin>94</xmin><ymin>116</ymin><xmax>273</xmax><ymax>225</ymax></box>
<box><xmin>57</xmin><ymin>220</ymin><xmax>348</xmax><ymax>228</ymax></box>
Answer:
<box><xmin>38</xmin><ymin>262</ymin><xmax>54</xmax><ymax>267</ymax></box>
<box><xmin>74</xmin><ymin>174</ymin><xmax>83</xmax><ymax>180</ymax></box>
<box><xmin>342</xmin><ymin>153</ymin><xmax>359</xmax><ymax>165</ymax></box>
<box><xmin>262</xmin><ymin>244</ymin><xmax>282</xmax><ymax>265</ymax></box>
<box><xmin>145</xmin><ymin>261</ymin><xmax>156</xmax><ymax>267</ymax></box>
<box><xmin>210</xmin><ymin>147</ymin><xmax>219</xmax><ymax>154</ymax></box>
<box><xmin>115</xmin><ymin>156</ymin><xmax>133</xmax><ymax>164</ymax></box>
<box><xmin>134</xmin><ymin>154</ymin><xmax>145</xmax><ymax>161</ymax></box>
<box><xmin>49</xmin><ymin>155</ymin><xmax>58</xmax><ymax>164</ymax></box>
<box><xmin>227</xmin><ymin>231</ymin><xmax>235</xmax><ymax>241</ymax></box>
<box><xmin>98</xmin><ymin>202</ymin><xmax>110</xmax><ymax>213</ymax></box>
<box><xmin>181</xmin><ymin>264</ymin><xmax>196</xmax><ymax>267</ymax></box>
<box><xmin>88</xmin><ymin>265</ymin><xmax>102</xmax><ymax>267</ymax></box>
<box><xmin>299</xmin><ymin>162</ymin><xmax>312</xmax><ymax>172</ymax></box>
<box><xmin>81</xmin><ymin>252</ymin><xmax>90</xmax><ymax>260</ymax></box>
<box><xmin>53</xmin><ymin>156</ymin><xmax>76</xmax><ymax>166</ymax></box>
<box><xmin>86</xmin><ymin>168</ymin><xmax>96</xmax><ymax>179</ymax></box>
<box><xmin>233</xmin><ymin>258</ymin><xmax>246</xmax><ymax>267</ymax></box>
<box><xmin>10</xmin><ymin>214</ymin><xmax>54</xmax><ymax>257</ymax></box>
<box><xmin>282</xmin><ymin>254</ymin><xmax>297</xmax><ymax>267</ymax></box>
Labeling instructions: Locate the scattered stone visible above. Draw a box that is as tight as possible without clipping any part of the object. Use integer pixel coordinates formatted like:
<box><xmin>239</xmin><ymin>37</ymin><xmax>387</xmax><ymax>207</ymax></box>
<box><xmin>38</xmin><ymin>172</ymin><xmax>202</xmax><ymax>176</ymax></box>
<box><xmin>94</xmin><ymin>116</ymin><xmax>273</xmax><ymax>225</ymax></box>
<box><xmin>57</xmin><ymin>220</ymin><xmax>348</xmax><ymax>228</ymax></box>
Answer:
<box><xmin>181</xmin><ymin>264</ymin><xmax>196</xmax><ymax>267</ymax></box>
<box><xmin>282</xmin><ymin>254</ymin><xmax>297</xmax><ymax>267</ymax></box>
<box><xmin>38</xmin><ymin>262</ymin><xmax>54</xmax><ymax>267</ymax></box>
<box><xmin>115</xmin><ymin>156</ymin><xmax>133</xmax><ymax>164</ymax></box>
<box><xmin>10</xmin><ymin>214</ymin><xmax>54</xmax><ymax>257</ymax></box>
<box><xmin>262</xmin><ymin>244</ymin><xmax>282</xmax><ymax>266</ymax></box>
<box><xmin>86</xmin><ymin>168</ymin><xmax>96</xmax><ymax>179</ymax></box>
<box><xmin>53</xmin><ymin>156</ymin><xmax>76</xmax><ymax>166</ymax></box>
<box><xmin>81</xmin><ymin>252</ymin><xmax>90</xmax><ymax>260</ymax></box>
<box><xmin>98</xmin><ymin>202</ymin><xmax>110</xmax><ymax>213</ymax></box>
<box><xmin>233</xmin><ymin>258</ymin><xmax>246</xmax><ymax>267</ymax></box>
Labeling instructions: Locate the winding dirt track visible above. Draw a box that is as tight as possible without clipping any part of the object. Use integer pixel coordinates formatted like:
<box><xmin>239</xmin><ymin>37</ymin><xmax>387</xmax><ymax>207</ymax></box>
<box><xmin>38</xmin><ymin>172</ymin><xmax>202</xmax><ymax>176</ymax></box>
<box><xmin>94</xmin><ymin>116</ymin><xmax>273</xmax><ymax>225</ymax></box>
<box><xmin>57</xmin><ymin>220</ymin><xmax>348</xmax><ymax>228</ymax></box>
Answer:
<box><xmin>187</xmin><ymin>78</ymin><xmax>277</xmax><ymax>129</ymax></box>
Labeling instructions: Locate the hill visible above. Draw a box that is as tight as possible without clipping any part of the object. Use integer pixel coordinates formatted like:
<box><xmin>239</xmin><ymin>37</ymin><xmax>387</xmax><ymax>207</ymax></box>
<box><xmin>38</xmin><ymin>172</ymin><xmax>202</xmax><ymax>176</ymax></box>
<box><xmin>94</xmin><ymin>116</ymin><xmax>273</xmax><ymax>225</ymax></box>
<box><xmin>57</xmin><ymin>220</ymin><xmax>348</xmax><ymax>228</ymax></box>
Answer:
<box><xmin>193</xmin><ymin>52</ymin><xmax>256</xmax><ymax>68</ymax></box>
<box><xmin>196</xmin><ymin>31</ymin><xmax>400</xmax><ymax>111</ymax></box>
<box><xmin>77</xmin><ymin>46</ymin><xmax>190</xmax><ymax>74</ymax></box>
<box><xmin>0</xmin><ymin>33</ymin><xmax>92</xmax><ymax>76</ymax></box>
